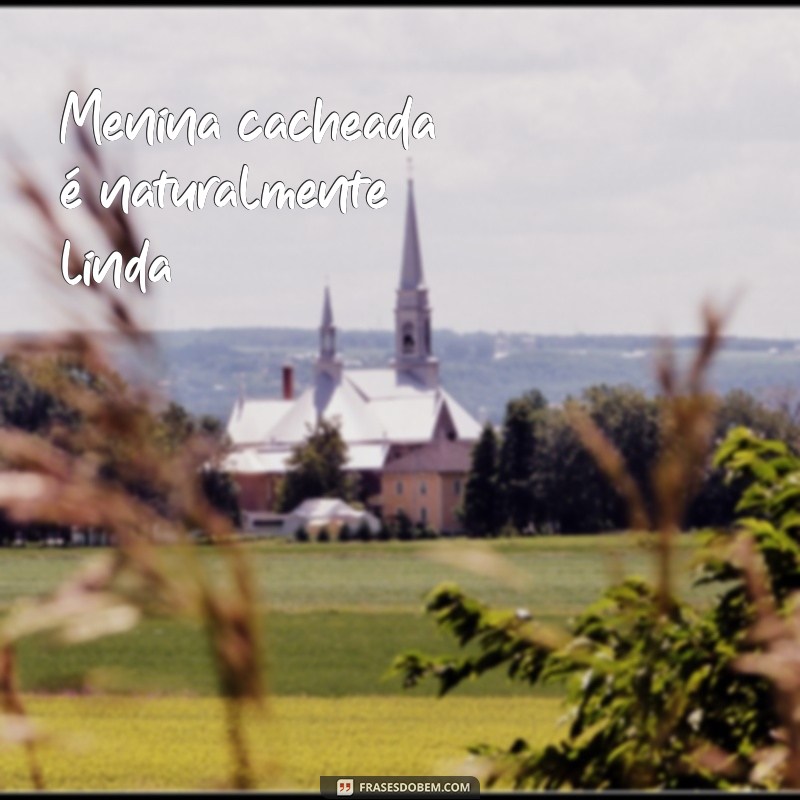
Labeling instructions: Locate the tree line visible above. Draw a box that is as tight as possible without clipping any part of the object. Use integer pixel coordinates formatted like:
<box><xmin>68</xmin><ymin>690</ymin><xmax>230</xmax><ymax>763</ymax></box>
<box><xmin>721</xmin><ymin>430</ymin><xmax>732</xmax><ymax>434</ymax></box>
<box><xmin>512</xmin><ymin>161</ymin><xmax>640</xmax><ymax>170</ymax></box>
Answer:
<box><xmin>0</xmin><ymin>357</ymin><xmax>239</xmax><ymax>544</ymax></box>
<box><xmin>461</xmin><ymin>384</ymin><xmax>800</xmax><ymax>535</ymax></box>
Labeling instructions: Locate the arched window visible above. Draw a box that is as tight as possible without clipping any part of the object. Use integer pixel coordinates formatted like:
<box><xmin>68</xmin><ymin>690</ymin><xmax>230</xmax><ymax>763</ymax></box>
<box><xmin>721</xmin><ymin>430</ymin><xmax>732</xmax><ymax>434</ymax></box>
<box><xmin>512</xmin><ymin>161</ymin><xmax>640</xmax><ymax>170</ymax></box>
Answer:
<box><xmin>402</xmin><ymin>322</ymin><xmax>415</xmax><ymax>354</ymax></box>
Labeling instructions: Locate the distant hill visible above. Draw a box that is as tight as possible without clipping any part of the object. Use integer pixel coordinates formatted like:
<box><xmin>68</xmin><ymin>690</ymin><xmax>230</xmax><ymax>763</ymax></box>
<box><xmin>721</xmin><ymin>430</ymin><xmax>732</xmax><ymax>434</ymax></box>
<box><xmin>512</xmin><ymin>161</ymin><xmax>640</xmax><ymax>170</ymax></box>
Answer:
<box><xmin>138</xmin><ymin>328</ymin><xmax>800</xmax><ymax>425</ymax></box>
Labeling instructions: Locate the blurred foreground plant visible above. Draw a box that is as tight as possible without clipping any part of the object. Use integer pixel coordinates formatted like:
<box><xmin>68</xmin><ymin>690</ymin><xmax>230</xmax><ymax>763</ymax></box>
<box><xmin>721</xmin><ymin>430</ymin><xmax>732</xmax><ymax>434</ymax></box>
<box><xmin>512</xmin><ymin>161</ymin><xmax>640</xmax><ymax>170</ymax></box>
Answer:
<box><xmin>0</xmin><ymin>129</ymin><xmax>263</xmax><ymax>789</ymax></box>
<box><xmin>393</xmin><ymin>306</ymin><xmax>800</xmax><ymax>789</ymax></box>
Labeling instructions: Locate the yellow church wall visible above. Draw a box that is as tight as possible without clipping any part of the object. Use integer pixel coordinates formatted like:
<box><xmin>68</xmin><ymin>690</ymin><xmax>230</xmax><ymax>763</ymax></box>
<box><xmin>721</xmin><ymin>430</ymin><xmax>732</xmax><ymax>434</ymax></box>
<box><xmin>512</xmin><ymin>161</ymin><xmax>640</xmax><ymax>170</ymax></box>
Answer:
<box><xmin>439</xmin><ymin>473</ymin><xmax>465</xmax><ymax>532</ymax></box>
<box><xmin>380</xmin><ymin>470</ymin><xmax>466</xmax><ymax>533</ymax></box>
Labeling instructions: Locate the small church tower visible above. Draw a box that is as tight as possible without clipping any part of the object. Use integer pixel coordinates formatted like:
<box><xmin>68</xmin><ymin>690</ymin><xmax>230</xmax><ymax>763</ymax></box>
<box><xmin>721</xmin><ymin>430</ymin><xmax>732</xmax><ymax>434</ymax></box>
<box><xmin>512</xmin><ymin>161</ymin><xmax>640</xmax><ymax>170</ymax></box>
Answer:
<box><xmin>393</xmin><ymin>176</ymin><xmax>440</xmax><ymax>388</ymax></box>
<box><xmin>316</xmin><ymin>285</ymin><xmax>343</xmax><ymax>381</ymax></box>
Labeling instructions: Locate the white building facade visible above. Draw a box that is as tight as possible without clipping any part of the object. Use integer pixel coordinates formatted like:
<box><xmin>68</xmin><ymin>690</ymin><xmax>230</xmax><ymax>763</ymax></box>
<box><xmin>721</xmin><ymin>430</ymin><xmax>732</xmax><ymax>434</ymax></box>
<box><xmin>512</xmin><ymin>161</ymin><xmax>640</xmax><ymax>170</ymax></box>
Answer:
<box><xmin>224</xmin><ymin>178</ymin><xmax>481</xmax><ymax>531</ymax></box>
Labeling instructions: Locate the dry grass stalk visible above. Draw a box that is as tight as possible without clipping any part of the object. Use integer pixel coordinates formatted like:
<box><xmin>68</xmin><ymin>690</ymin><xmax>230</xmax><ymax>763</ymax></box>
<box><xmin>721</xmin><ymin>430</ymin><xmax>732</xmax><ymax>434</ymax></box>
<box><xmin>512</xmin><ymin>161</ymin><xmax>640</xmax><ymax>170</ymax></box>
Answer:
<box><xmin>0</xmin><ymin>646</ymin><xmax>44</xmax><ymax>790</ymax></box>
<box><xmin>563</xmin><ymin>305</ymin><xmax>728</xmax><ymax>785</ymax></box>
<box><xmin>567</xmin><ymin>303</ymin><xmax>727</xmax><ymax>615</ymax></box>
<box><xmin>649</xmin><ymin>303</ymin><xmax>726</xmax><ymax>615</ymax></box>
<box><xmin>0</xmin><ymin>126</ymin><xmax>265</xmax><ymax>789</ymax></box>
<box><xmin>732</xmin><ymin>535</ymin><xmax>800</xmax><ymax>788</ymax></box>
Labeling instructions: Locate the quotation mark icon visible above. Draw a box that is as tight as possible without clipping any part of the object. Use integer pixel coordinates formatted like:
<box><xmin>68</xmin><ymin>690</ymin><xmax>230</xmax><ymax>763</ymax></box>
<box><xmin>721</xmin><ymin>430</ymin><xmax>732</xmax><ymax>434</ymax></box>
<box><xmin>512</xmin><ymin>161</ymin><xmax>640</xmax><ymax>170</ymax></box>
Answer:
<box><xmin>337</xmin><ymin>778</ymin><xmax>354</xmax><ymax>796</ymax></box>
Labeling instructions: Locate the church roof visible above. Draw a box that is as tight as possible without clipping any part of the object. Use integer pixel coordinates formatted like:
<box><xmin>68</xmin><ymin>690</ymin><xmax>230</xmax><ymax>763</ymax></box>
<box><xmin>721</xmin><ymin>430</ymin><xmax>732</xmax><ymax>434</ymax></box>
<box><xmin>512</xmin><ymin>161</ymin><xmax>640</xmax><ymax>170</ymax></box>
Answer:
<box><xmin>226</xmin><ymin>398</ymin><xmax>294</xmax><ymax>445</ymax></box>
<box><xmin>266</xmin><ymin>372</ymin><xmax>386</xmax><ymax>444</ymax></box>
<box><xmin>438</xmin><ymin>388</ymin><xmax>485</xmax><ymax>438</ymax></box>
<box><xmin>383</xmin><ymin>438</ymin><xmax>473</xmax><ymax>474</ymax></box>
<box><xmin>224</xmin><ymin>367</ymin><xmax>481</xmax><ymax>469</ymax></box>
<box><xmin>345</xmin><ymin>368</ymin><xmax>428</xmax><ymax>399</ymax></box>
<box><xmin>399</xmin><ymin>179</ymin><xmax>425</xmax><ymax>291</ymax></box>
<box><xmin>223</xmin><ymin>176</ymin><xmax>481</xmax><ymax>477</ymax></box>
<box><xmin>224</xmin><ymin>442</ymin><xmax>389</xmax><ymax>474</ymax></box>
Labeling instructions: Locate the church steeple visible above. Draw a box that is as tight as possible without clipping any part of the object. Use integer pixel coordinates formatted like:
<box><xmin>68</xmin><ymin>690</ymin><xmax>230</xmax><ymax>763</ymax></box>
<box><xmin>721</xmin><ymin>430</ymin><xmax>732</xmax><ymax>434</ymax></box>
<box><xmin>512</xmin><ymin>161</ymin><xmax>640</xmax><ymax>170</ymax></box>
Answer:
<box><xmin>393</xmin><ymin>174</ymin><xmax>439</xmax><ymax>387</ymax></box>
<box><xmin>317</xmin><ymin>285</ymin><xmax>342</xmax><ymax>380</ymax></box>
<box><xmin>320</xmin><ymin>285</ymin><xmax>335</xmax><ymax>358</ymax></box>
<box><xmin>400</xmin><ymin>175</ymin><xmax>425</xmax><ymax>291</ymax></box>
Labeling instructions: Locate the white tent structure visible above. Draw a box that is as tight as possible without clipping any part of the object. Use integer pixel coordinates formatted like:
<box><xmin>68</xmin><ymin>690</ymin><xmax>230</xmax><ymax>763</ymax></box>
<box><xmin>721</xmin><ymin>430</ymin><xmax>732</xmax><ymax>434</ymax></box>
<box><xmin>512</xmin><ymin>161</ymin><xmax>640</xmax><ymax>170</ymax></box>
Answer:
<box><xmin>280</xmin><ymin>498</ymin><xmax>381</xmax><ymax>537</ymax></box>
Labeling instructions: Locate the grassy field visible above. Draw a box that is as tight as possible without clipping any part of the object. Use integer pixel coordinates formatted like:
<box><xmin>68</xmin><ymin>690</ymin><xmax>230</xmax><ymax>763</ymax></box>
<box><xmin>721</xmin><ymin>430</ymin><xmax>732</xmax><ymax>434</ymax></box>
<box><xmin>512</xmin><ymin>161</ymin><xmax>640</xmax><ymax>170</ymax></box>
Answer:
<box><xmin>1</xmin><ymin>533</ymin><xmax>707</xmax><ymax>614</ymax></box>
<box><xmin>7</xmin><ymin>534</ymin><xmax>712</xmax><ymax>697</ymax></box>
<box><xmin>0</xmin><ymin>695</ymin><xmax>563</xmax><ymax>791</ymax></box>
<box><xmin>0</xmin><ymin>534</ymin><xmax>714</xmax><ymax>789</ymax></box>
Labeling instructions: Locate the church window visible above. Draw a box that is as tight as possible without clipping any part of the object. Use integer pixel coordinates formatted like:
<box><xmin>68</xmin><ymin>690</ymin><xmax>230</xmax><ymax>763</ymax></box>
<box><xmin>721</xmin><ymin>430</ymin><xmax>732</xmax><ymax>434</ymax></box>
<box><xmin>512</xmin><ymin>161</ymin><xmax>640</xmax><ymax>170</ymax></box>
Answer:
<box><xmin>454</xmin><ymin>479</ymin><xmax>461</xmax><ymax>496</ymax></box>
<box><xmin>396</xmin><ymin>481</ymin><xmax>403</xmax><ymax>495</ymax></box>
<box><xmin>421</xmin><ymin>507</ymin><xmax>427</xmax><ymax>524</ymax></box>
<box><xmin>420</xmin><ymin>481</ymin><xmax>427</xmax><ymax>495</ymax></box>
<box><xmin>402</xmin><ymin>322</ymin><xmax>415</xmax><ymax>354</ymax></box>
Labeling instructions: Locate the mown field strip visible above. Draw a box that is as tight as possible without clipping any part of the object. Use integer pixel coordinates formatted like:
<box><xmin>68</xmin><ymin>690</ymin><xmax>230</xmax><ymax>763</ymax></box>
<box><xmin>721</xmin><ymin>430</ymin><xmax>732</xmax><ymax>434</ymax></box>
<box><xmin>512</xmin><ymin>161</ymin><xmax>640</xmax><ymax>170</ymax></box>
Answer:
<box><xmin>0</xmin><ymin>535</ymin><xmax>708</xmax><ymax>615</ymax></box>
<box><xmin>6</xmin><ymin>536</ymin><xmax>714</xmax><ymax>699</ymax></box>
<box><xmin>16</xmin><ymin>611</ymin><xmax>563</xmax><ymax>697</ymax></box>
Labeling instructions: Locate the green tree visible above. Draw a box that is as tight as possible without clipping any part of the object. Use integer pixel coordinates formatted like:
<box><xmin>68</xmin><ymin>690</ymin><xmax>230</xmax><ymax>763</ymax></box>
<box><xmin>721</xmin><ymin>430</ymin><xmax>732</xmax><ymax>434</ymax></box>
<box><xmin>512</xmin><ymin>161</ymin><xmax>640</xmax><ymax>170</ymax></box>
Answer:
<box><xmin>497</xmin><ymin>398</ymin><xmax>539</xmax><ymax>531</ymax></box>
<box><xmin>530</xmin><ymin>407</ymin><xmax>598</xmax><ymax>532</ymax></box>
<box><xmin>0</xmin><ymin>359</ymin><xmax>241</xmax><ymax>537</ymax></box>
<box><xmin>716</xmin><ymin>389</ymin><xmax>800</xmax><ymax>446</ymax></box>
<box><xmin>393</xmin><ymin>427</ymin><xmax>800</xmax><ymax>789</ymax></box>
<box><xmin>158</xmin><ymin>401</ymin><xmax>196</xmax><ymax>450</ymax></box>
<box><xmin>519</xmin><ymin>388</ymin><xmax>548</xmax><ymax>415</ymax></box>
<box><xmin>461</xmin><ymin>424</ymin><xmax>502</xmax><ymax>537</ymax></box>
<box><xmin>583</xmin><ymin>384</ymin><xmax>660</xmax><ymax>527</ymax></box>
<box><xmin>0</xmin><ymin>357</ymin><xmax>75</xmax><ymax>434</ymax></box>
<box><xmin>276</xmin><ymin>417</ymin><xmax>353</xmax><ymax>512</ymax></box>
<box><xmin>529</xmin><ymin>386</ymin><xmax>659</xmax><ymax>533</ymax></box>
<box><xmin>200</xmin><ymin>468</ymin><xmax>241</xmax><ymax>528</ymax></box>
<box><xmin>689</xmin><ymin>390</ymin><xmax>800</xmax><ymax>528</ymax></box>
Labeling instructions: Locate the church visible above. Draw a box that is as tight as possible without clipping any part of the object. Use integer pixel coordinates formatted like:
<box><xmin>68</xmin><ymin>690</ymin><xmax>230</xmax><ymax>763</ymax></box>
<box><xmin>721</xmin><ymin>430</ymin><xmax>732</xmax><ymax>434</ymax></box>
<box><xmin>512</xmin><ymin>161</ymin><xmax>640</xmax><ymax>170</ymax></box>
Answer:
<box><xmin>223</xmin><ymin>177</ymin><xmax>482</xmax><ymax>534</ymax></box>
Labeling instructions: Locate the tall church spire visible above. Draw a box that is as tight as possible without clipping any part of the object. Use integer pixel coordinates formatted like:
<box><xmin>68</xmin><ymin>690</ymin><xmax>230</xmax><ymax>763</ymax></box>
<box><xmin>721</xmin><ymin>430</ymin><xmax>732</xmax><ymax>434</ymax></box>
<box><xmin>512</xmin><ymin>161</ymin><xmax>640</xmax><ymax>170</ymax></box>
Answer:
<box><xmin>317</xmin><ymin>285</ymin><xmax>342</xmax><ymax>380</ymax></box>
<box><xmin>399</xmin><ymin>176</ymin><xmax>425</xmax><ymax>291</ymax></box>
<box><xmin>393</xmin><ymin>175</ymin><xmax>439</xmax><ymax>388</ymax></box>
<box><xmin>319</xmin><ymin>285</ymin><xmax>336</xmax><ymax>360</ymax></box>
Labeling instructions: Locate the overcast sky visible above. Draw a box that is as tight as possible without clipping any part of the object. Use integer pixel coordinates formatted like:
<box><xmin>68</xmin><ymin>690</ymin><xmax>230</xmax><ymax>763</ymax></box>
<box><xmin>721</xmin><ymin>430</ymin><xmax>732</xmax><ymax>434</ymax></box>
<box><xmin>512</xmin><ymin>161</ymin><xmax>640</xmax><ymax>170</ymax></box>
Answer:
<box><xmin>0</xmin><ymin>8</ymin><xmax>799</xmax><ymax>339</ymax></box>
